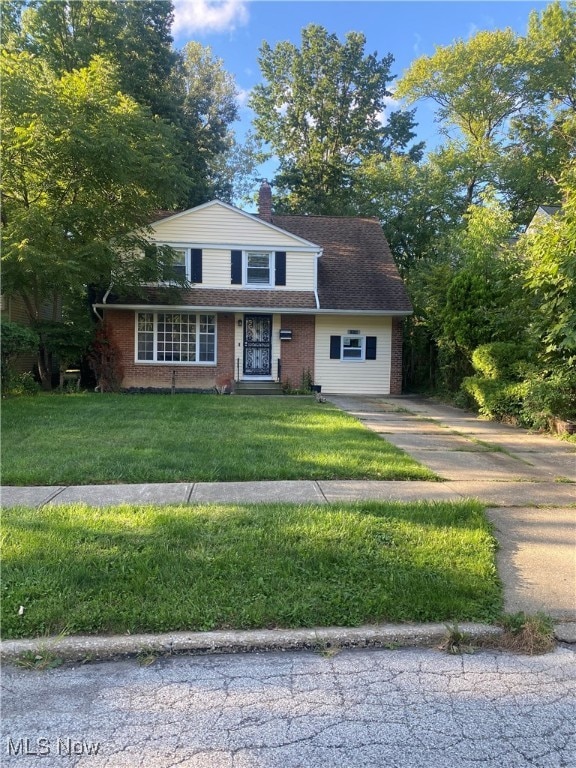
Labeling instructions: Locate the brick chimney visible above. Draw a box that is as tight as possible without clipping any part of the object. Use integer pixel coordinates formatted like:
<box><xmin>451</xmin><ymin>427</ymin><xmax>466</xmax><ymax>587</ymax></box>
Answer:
<box><xmin>258</xmin><ymin>180</ymin><xmax>272</xmax><ymax>222</ymax></box>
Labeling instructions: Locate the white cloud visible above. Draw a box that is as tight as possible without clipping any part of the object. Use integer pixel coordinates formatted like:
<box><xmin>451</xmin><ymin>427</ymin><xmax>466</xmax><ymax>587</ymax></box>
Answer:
<box><xmin>467</xmin><ymin>22</ymin><xmax>480</xmax><ymax>39</ymax></box>
<box><xmin>236</xmin><ymin>87</ymin><xmax>252</xmax><ymax>107</ymax></box>
<box><xmin>377</xmin><ymin>95</ymin><xmax>402</xmax><ymax>126</ymax></box>
<box><xmin>412</xmin><ymin>32</ymin><xmax>422</xmax><ymax>55</ymax></box>
<box><xmin>173</xmin><ymin>0</ymin><xmax>249</xmax><ymax>35</ymax></box>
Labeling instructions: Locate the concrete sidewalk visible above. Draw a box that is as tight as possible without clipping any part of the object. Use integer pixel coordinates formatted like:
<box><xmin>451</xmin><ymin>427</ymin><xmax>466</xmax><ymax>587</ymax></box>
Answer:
<box><xmin>2</xmin><ymin>394</ymin><xmax>575</xmax><ymax>658</ymax></box>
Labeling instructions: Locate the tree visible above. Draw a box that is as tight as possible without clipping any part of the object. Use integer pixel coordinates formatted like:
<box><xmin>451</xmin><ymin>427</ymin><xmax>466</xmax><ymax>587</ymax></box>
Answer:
<box><xmin>177</xmin><ymin>41</ymin><xmax>246</xmax><ymax>206</ymax></box>
<box><xmin>19</xmin><ymin>0</ymin><xmax>180</xmax><ymax>122</ymax></box>
<box><xmin>356</xmin><ymin>150</ymin><xmax>466</xmax><ymax>274</ymax></box>
<box><xmin>250</xmin><ymin>24</ymin><xmax>420</xmax><ymax>214</ymax></box>
<box><xmin>15</xmin><ymin>1</ymin><xmax>258</xmax><ymax>208</ymax></box>
<box><xmin>520</xmin><ymin>164</ymin><xmax>576</xmax><ymax>367</ymax></box>
<box><xmin>406</xmin><ymin>197</ymin><xmax>529</xmax><ymax>392</ymax></box>
<box><xmin>1</xmin><ymin>51</ymin><xmax>188</xmax><ymax>386</ymax></box>
<box><xmin>396</xmin><ymin>28</ymin><xmax>536</xmax><ymax>207</ymax></box>
<box><xmin>395</xmin><ymin>6</ymin><xmax>574</xmax><ymax>218</ymax></box>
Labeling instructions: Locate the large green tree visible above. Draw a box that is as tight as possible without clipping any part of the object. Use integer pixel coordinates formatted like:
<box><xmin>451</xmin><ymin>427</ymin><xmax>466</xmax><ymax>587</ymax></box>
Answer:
<box><xmin>396</xmin><ymin>3</ymin><xmax>574</xmax><ymax>219</ymax></box>
<box><xmin>520</xmin><ymin>164</ymin><xmax>576</xmax><ymax>368</ymax></box>
<box><xmin>9</xmin><ymin>0</ymin><xmax>255</xmax><ymax>207</ymax></box>
<box><xmin>1</xmin><ymin>51</ymin><xmax>187</xmax><ymax>385</ymax></box>
<box><xmin>177</xmin><ymin>41</ymin><xmax>261</xmax><ymax>206</ymax></box>
<box><xmin>250</xmin><ymin>24</ymin><xmax>421</xmax><ymax>214</ymax></box>
<box><xmin>19</xmin><ymin>0</ymin><xmax>180</xmax><ymax>121</ymax></box>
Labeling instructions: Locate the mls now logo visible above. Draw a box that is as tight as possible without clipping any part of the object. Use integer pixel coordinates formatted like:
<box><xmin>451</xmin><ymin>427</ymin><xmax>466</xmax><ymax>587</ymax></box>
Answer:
<box><xmin>7</xmin><ymin>737</ymin><xmax>101</xmax><ymax>756</ymax></box>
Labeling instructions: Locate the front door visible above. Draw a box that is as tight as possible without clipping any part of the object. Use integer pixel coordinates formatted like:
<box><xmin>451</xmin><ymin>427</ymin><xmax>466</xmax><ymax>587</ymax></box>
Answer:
<box><xmin>244</xmin><ymin>314</ymin><xmax>272</xmax><ymax>376</ymax></box>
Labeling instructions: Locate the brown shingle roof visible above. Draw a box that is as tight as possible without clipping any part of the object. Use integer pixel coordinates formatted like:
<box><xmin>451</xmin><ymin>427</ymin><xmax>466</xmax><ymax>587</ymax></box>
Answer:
<box><xmin>272</xmin><ymin>215</ymin><xmax>412</xmax><ymax>313</ymax></box>
<box><xmin>109</xmin><ymin>287</ymin><xmax>317</xmax><ymax>311</ymax></box>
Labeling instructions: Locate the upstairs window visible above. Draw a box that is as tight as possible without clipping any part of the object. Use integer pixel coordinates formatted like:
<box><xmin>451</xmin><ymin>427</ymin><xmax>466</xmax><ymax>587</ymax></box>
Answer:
<box><xmin>170</xmin><ymin>248</ymin><xmax>187</xmax><ymax>281</ymax></box>
<box><xmin>231</xmin><ymin>251</ymin><xmax>286</xmax><ymax>287</ymax></box>
<box><xmin>245</xmin><ymin>251</ymin><xmax>272</xmax><ymax>286</ymax></box>
<box><xmin>154</xmin><ymin>246</ymin><xmax>203</xmax><ymax>283</ymax></box>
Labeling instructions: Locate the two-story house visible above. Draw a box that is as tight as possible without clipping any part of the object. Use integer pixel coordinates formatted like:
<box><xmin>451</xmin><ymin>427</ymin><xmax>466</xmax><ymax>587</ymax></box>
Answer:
<box><xmin>96</xmin><ymin>183</ymin><xmax>412</xmax><ymax>395</ymax></box>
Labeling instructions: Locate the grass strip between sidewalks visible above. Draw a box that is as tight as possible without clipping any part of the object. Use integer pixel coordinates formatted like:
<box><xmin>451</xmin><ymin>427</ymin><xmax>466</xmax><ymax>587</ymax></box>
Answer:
<box><xmin>1</xmin><ymin>394</ymin><xmax>437</xmax><ymax>485</ymax></box>
<box><xmin>2</xmin><ymin>500</ymin><xmax>501</xmax><ymax>640</ymax></box>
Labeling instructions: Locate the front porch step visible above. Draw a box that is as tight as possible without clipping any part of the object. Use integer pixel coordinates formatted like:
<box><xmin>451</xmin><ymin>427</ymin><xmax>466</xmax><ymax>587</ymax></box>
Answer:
<box><xmin>235</xmin><ymin>381</ymin><xmax>283</xmax><ymax>396</ymax></box>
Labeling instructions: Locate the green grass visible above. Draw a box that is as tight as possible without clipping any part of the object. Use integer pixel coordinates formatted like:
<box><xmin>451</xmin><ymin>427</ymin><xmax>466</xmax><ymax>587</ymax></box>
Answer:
<box><xmin>1</xmin><ymin>501</ymin><xmax>502</xmax><ymax>640</ymax></box>
<box><xmin>1</xmin><ymin>393</ymin><xmax>437</xmax><ymax>485</ymax></box>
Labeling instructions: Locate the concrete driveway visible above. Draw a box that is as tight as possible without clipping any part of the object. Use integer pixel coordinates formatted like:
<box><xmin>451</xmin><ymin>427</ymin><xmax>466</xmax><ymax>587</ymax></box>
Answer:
<box><xmin>328</xmin><ymin>395</ymin><xmax>576</xmax><ymax>623</ymax></box>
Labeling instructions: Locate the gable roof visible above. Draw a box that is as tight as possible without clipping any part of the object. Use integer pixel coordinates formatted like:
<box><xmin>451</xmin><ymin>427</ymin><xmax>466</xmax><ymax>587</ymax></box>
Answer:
<box><xmin>150</xmin><ymin>200</ymin><xmax>320</xmax><ymax>250</ymax></box>
<box><xmin>272</xmin><ymin>215</ymin><xmax>412</xmax><ymax>314</ymax></box>
<box><xmin>538</xmin><ymin>205</ymin><xmax>561</xmax><ymax>217</ymax></box>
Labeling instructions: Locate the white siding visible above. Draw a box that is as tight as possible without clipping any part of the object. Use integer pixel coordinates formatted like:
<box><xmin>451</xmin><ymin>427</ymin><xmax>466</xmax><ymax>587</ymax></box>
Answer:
<box><xmin>197</xmin><ymin>248</ymin><xmax>315</xmax><ymax>290</ymax></box>
<box><xmin>314</xmin><ymin>316</ymin><xmax>392</xmax><ymax>395</ymax></box>
<box><xmin>151</xmin><ymin>204</ymin><xmax>318</xmax><ymax>291</ymax></box>
<box><xmin>203</xmin><ymin>248</ymin><xmax>230</xmax><ymax>286</ymax></box>
<box><xmin>152</xmin><ymin>203</ymin><xmax>309</xmax><ymax>248</ymax></box>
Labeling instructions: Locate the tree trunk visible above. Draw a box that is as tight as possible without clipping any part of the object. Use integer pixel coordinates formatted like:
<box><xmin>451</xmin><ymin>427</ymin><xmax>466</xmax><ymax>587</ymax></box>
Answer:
<box><xmin>37</xmin><ymin>340</ymin><xmax>53</xmax><ymax>391</ymax></box>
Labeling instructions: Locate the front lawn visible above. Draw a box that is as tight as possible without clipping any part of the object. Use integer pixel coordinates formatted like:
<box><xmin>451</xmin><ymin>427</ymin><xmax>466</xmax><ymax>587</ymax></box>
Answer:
<box><xmin>1</xmin><ymin>394</ymin><xmax>437</xmax><ymax>485</ymax></box>
<box><xmin>1</xmin><ymin>501</ymin><xmax>501</xmax><ymax>639</ymax></box>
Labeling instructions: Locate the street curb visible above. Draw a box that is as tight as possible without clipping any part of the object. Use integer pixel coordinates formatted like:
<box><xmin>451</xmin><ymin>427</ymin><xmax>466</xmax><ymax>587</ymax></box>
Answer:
<box><xmin>0</xmin><ymin>623</ymin><xmax>503</xmax><ymax>664</ymax></box>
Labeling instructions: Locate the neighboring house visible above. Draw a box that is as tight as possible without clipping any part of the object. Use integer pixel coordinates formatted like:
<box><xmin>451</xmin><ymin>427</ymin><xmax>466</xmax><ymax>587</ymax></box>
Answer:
<box><xmin>0</xmin><ymin>294</ymin><xmax>40</xmax><ymax>375</ymax></box>
<box><xmin>95</xmin><ymin>183</ymin><xmax>412</xmax><ymax>395</ymax></box>
<box><xmin>526</xmin><ymin>204</ymin><xmax>562</xmax><ymax>235</ymax></box>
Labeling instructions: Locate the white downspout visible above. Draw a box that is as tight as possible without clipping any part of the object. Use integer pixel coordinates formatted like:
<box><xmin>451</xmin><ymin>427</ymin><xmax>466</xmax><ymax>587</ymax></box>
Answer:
<box><xmin>314</xmin><ymin>249</ymin><xmax>322</xmax><ymax>309</ymax></box>
<box><xmin>92</xmin><ymin>282</ymin><xmax>114</xmax><ymax>321</ymax></box>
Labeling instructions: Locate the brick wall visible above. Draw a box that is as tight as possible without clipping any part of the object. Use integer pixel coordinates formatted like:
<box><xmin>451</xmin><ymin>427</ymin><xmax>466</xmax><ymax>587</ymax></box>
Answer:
<box><xmin>279</xmin><ymin>314</ymin><xmax>315</xmax><ymax>388</ymax></box>
<box><xmin>390</xmin><ymin>317</ymin><xmax>404</xmax><ymax>395</ymax></box>
<box><xmin>103</xmin><ymin>309</ymin><xmax>236</xmax><ymax>390</ymax></box>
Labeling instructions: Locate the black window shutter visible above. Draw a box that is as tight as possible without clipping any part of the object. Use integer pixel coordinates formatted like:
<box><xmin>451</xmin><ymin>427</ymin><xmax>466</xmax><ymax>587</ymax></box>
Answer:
<box><xmin>191</xmin><ymin>248</ymin><xmax>202</xmax><ymax>283</ymax></box>
<box><xmin>330</xmin><ymin>336</ymin><xmax>341</xmax><ymax>359</ymax></box>
<box><xmin>366</xmin><ymin>336</ymin><xmax>377</xmax><ymax>360</ymax></box>
<box><xmin>231</xmin><ymin>250</ymin><xmax>242</xmax><ymax>284</ymax></box>
<box><xmin>275</xmin><ymin>251</ymin><xmax>286</xmax><ymax>286</ymax></box>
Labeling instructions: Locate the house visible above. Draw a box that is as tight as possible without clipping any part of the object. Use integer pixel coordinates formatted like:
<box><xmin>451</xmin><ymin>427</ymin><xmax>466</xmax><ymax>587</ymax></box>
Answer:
<box><xmin>95</xmin><ymin>183</ymin><xmax>412</xmax><ymax>395</ymax></box>
<box><xmin>525</xmin><ymin>205</ymin><xmax>561</xmax><ymax>235</ymax></box>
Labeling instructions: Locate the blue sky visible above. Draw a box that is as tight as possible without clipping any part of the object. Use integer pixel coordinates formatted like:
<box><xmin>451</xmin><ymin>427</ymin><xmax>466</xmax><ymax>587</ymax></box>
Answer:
<box><xmin>170</xmin><ymin>1</ymin><xmax>551</xmax><ymax>191</ymax></box>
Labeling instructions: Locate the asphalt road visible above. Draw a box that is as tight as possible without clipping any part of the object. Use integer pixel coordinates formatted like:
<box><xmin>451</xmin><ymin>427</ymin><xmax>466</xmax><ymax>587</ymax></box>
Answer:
<box><xmin>2</xmin><ymin>647</ymin><xmax>575</xmax><ymax>768</ymax></box>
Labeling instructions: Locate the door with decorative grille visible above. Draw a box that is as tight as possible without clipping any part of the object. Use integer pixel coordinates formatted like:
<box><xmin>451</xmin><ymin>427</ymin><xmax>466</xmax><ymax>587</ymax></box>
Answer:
<box><xmin>243</xmin><ymin>315</ymin><xmax>272</xmax><ymax>376</ymax></box>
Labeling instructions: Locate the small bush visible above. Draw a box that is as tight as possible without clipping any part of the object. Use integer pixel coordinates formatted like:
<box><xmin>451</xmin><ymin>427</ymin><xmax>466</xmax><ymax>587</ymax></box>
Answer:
<box><xmin>87</xmin><ymin>323</ymin><xmax>124</xmax><ymax>392</ymax></box>
<box><xmin>462</xmin><ymin>376</ymin><xmax>527</xmax><ymax>421</ymax></box>
<box><xmin>3</xmin><ymin>371</ymin><xmax>40</xmax><ymax>397</ymax></box>
<box><xmin>471</xmin><ymin>342</ymin><xmax>531</xmax><ymax>381</ymax></box>
<box><xmin>0</xmin><ymin>320</ymin><xmax>38</xmax><ymax>389</ymax></box>
<box><xmin>521</xmin><ymin>367</ymin><xmax>576</xmax><ymax>429</ymax></box>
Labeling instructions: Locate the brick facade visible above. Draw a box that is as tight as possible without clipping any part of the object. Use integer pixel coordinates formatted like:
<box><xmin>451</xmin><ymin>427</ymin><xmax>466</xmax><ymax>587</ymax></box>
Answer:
<box><xmin>390</xmin><ymin>317</ymin><xmax>404</xmax><ymax>395</ymax></box>
<box><xmin>104</xmin><ymin>309</ymin><xmax>236</xmax><ymax>391</ymax></box>
<box><xmin>279</xmin><ymin>314</ymin><xmax>315</xmax><ymax>389</ymax></box>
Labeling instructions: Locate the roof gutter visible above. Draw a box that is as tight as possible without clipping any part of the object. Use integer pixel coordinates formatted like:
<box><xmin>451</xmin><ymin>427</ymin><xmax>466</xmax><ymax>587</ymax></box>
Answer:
<box><xmin>92</xmin><ymin>303</ymin><xmax>413</xmax><ymax>317</ymax></box>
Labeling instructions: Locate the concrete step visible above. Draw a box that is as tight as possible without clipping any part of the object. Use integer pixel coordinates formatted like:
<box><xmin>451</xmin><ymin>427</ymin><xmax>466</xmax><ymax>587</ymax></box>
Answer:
<box><xmin>235</xmin><ymin>381</ymin><xmax>283</xmax><ymax>396</ymax></box>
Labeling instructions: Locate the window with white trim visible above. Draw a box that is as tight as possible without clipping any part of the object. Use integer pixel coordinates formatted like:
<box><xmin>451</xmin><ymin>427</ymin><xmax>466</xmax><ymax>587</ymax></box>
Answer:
<box><xmin>136</xmin><ymin>312</ymin><xmax>216</xmax><ymax>363</ymax></box>
<box><xmin>342</xmin><ymin>335</ymin><xmax>365</xmax><ymax>361</ymax></box>
<box><xmin>330</xmin><ymin>334</ymin><xmax>377</xmax><ymax>361</ymax></box>
<box><xmin>245</xmin><ymin>251</ymin><xmax>273</xmax><ymax>286</ymax></box>
<box><xmin>169</xmin><ymin>248</ymin><xmax>187</xmax><ymax>280</ymax></box>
